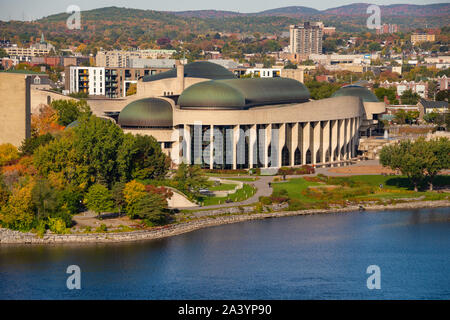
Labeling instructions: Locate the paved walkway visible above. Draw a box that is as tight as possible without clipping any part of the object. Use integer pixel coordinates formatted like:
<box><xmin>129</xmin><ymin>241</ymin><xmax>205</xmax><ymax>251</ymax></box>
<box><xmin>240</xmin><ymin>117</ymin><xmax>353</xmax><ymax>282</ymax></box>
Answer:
<box><xmin>179</xmin><ymin>160</ymin><xmax>394</xmax><ymax>211</ymax></box>
<box><xmin>178</xmin><ymin>176</ymin><xmax>274</xmax><ymax>210</ymax></box>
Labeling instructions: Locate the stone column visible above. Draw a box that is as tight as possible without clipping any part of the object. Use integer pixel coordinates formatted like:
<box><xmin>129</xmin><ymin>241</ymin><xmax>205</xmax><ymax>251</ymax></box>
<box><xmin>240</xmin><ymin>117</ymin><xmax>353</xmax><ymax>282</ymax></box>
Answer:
<box><xmin>353</xmin><ymin>117</ymin><xmax>359</xmax><ymax>157</ymax></box>
<box><xmin>209</xmin><ymin>125</ymin><xmax>214</xmax><ymax>169</ymax></box>
<box><xmin>232</xmin><ymin>125</ymin><xmax>239</xmax><ymax>170</ymax></box>
<box><xmin>338</xmin><ymin>119</ymin><xmax>345</xmax><ymax>161</ymax></box>
<box><xmin>264</xmin><ymin>124</ymin><xmax>272</xmax><ymax>168</ymax></box>
<box><xmin>248</xmin><ymin>124</ymin><xmax>257</xmax><ymax>168</ymax></box>
<box><xmin>290</xmin><ymin>122</ymin><xmax>299</xmax><ymax>166</ymax></box>
<box><xmin>301</xmin><ymin>122</ymin><xmax>310</xmax><ymax>165</ymax></box>
<box><xmin>330</xmin><ymin>120</ymin><xmax>338</xmax><ymax>163</ymax></box>
<box><xmin>278</xmin><ymin>123</ymin><xmax>286</xmax><ymax>167</ymax></box>
<box><xmin>321</xmin><ymin>120</ymin><xmax>330</xmax><ymax>164</ymax></box>
<box><xmin>345</xmin><ymin>118</ymin><xmax>351</xmax><ymax>160</ymax></box>
<box><xmin>183</xmin><ymin>124</ymin><xmax>191</xmax><ymax>164</ymax></box>
<box><xmin>311</xmin><ymin>122</ymin><xmax>321</xmax><ymax>164</ymax></box>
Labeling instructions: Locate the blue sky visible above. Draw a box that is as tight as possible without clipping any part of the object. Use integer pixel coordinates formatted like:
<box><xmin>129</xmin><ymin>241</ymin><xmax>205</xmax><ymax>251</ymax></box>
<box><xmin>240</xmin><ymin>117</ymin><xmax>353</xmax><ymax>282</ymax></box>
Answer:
<box><xmin>0</xmin><ymin>0</ymin><xmax>447</xmax><ymax>21</ymax></box>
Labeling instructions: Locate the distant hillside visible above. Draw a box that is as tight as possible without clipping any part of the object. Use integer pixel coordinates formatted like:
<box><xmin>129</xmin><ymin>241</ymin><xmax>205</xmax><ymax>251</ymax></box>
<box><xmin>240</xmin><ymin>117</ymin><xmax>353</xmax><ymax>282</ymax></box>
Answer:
<box><xmin>254</xmin><ymin>6</ymin><xmax>321</xmax><ymax>17</ymax></box>
<box><xmin>170</xmin><ymin>10</ymin><xmax>242</xmax><ymax>18</ymax></box>
<box><xmin>167</xmin><ymin>3</ymin><xmax>450</xmax><ymax>18</ymax></box>
<box><xmin>323</xmin><ymin>3</ymin><xmax>450</xmax><ymax>17</ymax></box>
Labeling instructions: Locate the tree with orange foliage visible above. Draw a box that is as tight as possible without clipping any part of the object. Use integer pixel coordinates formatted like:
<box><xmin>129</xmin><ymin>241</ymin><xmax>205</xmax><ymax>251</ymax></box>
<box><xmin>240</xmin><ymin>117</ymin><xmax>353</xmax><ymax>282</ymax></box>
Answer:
<box><xmin>31</xmin><ymin>104</ymin><xmax>65</xmax><ymax>135</ymax></box>
<box><xmin>0</xmin><ymin>144</ymin><xmax>19</xmax><ymax>167</ymax></box>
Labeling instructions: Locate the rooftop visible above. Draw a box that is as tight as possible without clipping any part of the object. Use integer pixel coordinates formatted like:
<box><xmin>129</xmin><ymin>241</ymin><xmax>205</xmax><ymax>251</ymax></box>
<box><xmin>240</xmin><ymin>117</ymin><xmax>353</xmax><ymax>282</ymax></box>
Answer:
<box><xmin>142</xmin><ymin>61</ymin><xmax>236</xmax><ymax>82</ymax></box>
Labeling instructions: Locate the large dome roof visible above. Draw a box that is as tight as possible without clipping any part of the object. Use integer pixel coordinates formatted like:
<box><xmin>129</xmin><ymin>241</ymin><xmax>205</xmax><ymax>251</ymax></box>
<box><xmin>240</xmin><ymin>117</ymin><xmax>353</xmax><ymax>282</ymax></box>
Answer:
<box><xmin>142</xmin><ymin>61</ymin><xmax>236</xmax><ymax>82</ymax></box>
<box><xmin>331</xmin><ymin>85</ymin><xmax>380</xmax><ymax>103</ymax></box>
<box><xmin>118</xmin><ymin>98</ymin><xmax>173</xmax><ymax>128</ymax></box>
<box><xmin>178</xmin><ymin>78</ymin><xmax>310</xmax><ymax>109</ymax></box>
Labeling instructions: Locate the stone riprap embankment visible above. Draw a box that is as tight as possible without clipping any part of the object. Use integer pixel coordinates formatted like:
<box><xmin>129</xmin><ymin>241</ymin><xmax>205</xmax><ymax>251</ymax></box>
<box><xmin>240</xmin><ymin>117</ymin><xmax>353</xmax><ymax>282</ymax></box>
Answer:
<box><xmin>1</xmin><ymin>200</ymin><xmax>449</xmax><ymax>244</ymax></box>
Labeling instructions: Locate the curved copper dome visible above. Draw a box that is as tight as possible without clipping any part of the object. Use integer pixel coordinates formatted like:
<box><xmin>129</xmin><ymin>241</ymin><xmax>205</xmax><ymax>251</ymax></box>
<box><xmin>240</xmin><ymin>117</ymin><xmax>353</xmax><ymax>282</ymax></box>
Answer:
<box><xmin>178</xmin><ymin>78</ymin><xmax>310</xmax><ymax>109</ymax></box>
<box><xmin>142</xmin><ymin>61</ymin><xmax>236</xmax><ymax>82</ymax></box>
<box><xmin>331</xmin><ymin>85</ymin><xmax>380</xmax><ymax>103</ymax></box>
<box><xmin>118</xmin><ymin>98</ymin><xmax>173</xmax><ymax>128</ymax></box>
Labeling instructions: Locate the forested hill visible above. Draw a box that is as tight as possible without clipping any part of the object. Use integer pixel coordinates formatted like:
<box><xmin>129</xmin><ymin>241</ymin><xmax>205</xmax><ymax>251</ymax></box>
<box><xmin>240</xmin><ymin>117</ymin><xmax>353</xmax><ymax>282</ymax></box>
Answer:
<box><xmin>0</xmin><ymin>5</ymin><xmax>448</xmax><ymax>51</ymax></box>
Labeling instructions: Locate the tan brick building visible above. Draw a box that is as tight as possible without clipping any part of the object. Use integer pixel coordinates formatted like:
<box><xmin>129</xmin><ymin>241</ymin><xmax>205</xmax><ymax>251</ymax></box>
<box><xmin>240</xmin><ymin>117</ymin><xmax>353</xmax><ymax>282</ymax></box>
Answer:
<box><xmin>0</xmin><ymin>72</ymin><xmax>31</xmax><ymax>147</ymax></box>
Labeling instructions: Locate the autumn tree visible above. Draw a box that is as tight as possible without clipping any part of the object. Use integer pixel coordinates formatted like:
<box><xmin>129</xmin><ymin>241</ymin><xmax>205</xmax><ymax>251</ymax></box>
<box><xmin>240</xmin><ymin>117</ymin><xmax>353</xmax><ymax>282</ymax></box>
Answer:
<box><xmin>0</xmin><ymin>143</ymin><xmax>19</xmax><ymax>166</ymax></box>
<box><xmin>31</xmin><ymin>104</ymin><xmax>64</xmax><ymax>135</ymax></box>
<box><xmin>0</xmin><ymin>181</ymin><xmax>35</xmax><ymax>231</ymax></box>
<box><xmin>84</xmin><ymin>184</ymin><xmax>114</xmax><ymax>217</ymax></box>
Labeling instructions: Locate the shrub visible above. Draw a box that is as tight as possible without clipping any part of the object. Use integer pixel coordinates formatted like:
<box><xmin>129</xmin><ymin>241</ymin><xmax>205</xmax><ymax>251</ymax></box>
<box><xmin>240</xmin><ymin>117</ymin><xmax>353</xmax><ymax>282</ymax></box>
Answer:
<box><xmin>277</xmin><ymin>165</ymin><xmax>315</xmax><ymax>176</ymax></box>
<box><xmin>203</xmin><ymin>169</ymin><xmax>248</xmax><ymax>175</ymax></box>
<box><xmin>95</xmin><ymin>224</ymin><xmax>108</xmax><ymax>232</ymax></box>
<box><xmin>47</xmin><ymin>217</ymin><xmax>69</xmax><ymax>234</ymax></box>
<box><xmin>0</xmin><ymin>143</ymin><xmax>19</xmax><ymax>166</ymax></box>
<box><xmin>287</xmin><ymin>199</ymin><xmax>305</xmax><ymax>211</ymax></box>
<box><xmin>259</xmin><ymin>196</ymin><xmax>272</xmax><ymax>205</ymax></box>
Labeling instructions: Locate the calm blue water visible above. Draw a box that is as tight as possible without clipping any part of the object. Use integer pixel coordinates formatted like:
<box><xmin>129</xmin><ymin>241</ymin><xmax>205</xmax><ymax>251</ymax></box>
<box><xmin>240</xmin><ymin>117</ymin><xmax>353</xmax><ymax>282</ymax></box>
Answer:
<box><xmin>0</xmin><ymin>208</ymin><xmax>449</xmax><ymax>300</ymax></box>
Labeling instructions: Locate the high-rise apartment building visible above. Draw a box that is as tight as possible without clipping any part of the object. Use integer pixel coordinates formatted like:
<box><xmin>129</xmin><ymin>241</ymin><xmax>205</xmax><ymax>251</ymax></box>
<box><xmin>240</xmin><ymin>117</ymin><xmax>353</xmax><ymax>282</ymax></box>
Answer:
<box><xmin>289</xmin><ymin>22</ymin><xmax>323</xmax><ymax>56</ymax></box>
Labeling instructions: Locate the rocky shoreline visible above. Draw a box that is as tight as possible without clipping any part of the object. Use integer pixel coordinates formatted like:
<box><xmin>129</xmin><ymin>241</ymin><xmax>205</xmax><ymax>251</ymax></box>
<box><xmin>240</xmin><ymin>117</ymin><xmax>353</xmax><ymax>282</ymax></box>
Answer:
<box><xmin>1</xmin><ymin>200</ymin><xmax>449</xmax><ymax>245</ymax></box>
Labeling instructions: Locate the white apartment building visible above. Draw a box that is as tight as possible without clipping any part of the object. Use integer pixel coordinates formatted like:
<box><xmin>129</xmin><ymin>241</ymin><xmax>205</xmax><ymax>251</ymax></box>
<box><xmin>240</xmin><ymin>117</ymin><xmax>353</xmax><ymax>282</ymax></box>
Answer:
<box><xmin>245</xmin><ymin>68</ymin><xmax>281</xmax><ymax>78</ymax></box>
<box><xmin>69</xmin><ymin>67</ymin><xmax>105</xmax><ymax>96</ymax></box>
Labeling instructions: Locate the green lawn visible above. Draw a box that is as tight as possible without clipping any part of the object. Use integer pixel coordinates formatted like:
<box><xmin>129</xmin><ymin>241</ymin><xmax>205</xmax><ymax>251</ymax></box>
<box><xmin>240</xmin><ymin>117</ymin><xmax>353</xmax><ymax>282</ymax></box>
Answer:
<box><xmin>208</xmin><ymin>183</ymin><xmax>237</xmax><ymax>191</ymax></box>
<box><xmin>271</xmin><ymin>175</ymin><xmax>450</xmax><ymax>204</ymax></box>
<box><xmin>272</xmin><ymin>178</ymin><xmax>321</xmax><ymax>202</ymax></box>
<box><xmin>223</xmin><ymin>177</ymin><xmax>259</xmax><ymax>182</ymax></box>
<box><xmin>200</xmin><ymin>184</ymin><xmax>257</xmax><ymax>206</ymax></box>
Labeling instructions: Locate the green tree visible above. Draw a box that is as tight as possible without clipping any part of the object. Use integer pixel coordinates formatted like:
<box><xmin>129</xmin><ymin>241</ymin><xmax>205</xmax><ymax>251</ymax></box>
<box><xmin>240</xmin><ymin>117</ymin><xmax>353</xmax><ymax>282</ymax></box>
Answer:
<box><xmin>0</xmin><ymin>48</ymin><xmax>8</xmax><ymax>58</ymax></box>
<box><xmin>126</xmin><ymin>192</ymin><xmax>169</xmax><ymax>225</ymax></box>
<box><xmin>436</xmin><ymin>89</ymin><xmax>449</xmax><ymax>102</ymax></box>
<box><xmin>379</xmin><ymin>139</ymin><xmax>449</xmax><ymax>192</ymax></box>
<box><xmin>84</xmin><ymin>184</ymin><xmax>114</xmax><ymax>217</ymax></box>
<box><xmin>117</xmin><ymin>134</ymin><xmax>170</xmax><ymax>181</ymax></box>
<box><xmin>374</xmin><ymin>87</ymin><xmax>397</xmax><ymax>104</ymax></box>
<box><xmin>284</xmin><ymin>61</ymin><xmax>297</xmax><ymax>69</ymax></box>
<box><xmin>406</xmin><ymin>110</ymin><xmax>420</xmax><ymax>124</ymax></box>
<box><xmin>19</xmin><ymin>133</ymin><xmax>54</xmax><ymax>156</ymax></box>
<box><xmin>31</xmin><ymin>179</ymin><xmax>59</xmax><ymax>221</ymax></box>
<box><xmin>174</xmin><ymin>163</ymin><xmax>209</xmax><ymax>197</ymax></box>
<box><xmin>51</xmin><ymin>99</ymin><xmax>91</xmax><ymax>126</ymax></box>
<box><xmin>305</xmin><ymin>81</ymin><xmax>341</xmax><ymax>100</ymax></box>
<box><xmin>400</xmin><ymin>89</ymin><xmax>420</xmax><ymax>105</ymax></box>
<box><xmin>421</xmin><ymin>138</ymin><xmax>450</xmax><ymax>191</ymax></box>
<box><xmin>112</xmin><ymin>181</ymin><xmax>126</xmax><ymax>215</ymax></box>
<box><xmin>394</xmin><ymin>109</ymin><xmax>408</xmax><ymax>124</ymax></box>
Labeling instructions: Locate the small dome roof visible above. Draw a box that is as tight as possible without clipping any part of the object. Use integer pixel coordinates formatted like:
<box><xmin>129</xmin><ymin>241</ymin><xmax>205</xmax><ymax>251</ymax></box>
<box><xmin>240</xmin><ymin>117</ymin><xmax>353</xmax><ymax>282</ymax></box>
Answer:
<box><xmin>331</xmin><ymin>85</ymin><xmax>380</xmax><ymax>103</ymax></box>
<box><xmin>142</xmin><ymin>61</ymin><xmax>236</xmax><ymax>82</ymax></box>
<box><xmin>178</xmin><ymin>78</ymin><xmax>310</xmax><ymax>109</ymax></box>
<box><xmin>178</xmin><ymin>81</ymin><xmax>246</xmax><ymax>109</ymax></box>
<box><xmin>118</xmin><ymin>98</ymin><xmax>173</xmax><ymax>127</ymax></box>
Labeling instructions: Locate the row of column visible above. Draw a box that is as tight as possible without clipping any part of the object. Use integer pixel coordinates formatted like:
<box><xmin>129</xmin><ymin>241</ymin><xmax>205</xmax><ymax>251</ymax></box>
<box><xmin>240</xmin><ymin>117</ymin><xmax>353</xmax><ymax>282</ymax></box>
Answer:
<box><xmin>173</xmin><ymin>117</ymin><xmax>360</xmax><ymax>169</ymax></box>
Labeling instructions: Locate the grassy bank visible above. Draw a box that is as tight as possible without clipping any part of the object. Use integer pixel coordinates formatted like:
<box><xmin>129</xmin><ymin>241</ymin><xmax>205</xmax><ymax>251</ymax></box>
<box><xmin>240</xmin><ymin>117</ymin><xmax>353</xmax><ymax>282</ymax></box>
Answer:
<box><xmin>271</xmin><ymin>174</ymin><xmax>450</xmax><ymax>210</ymax></box>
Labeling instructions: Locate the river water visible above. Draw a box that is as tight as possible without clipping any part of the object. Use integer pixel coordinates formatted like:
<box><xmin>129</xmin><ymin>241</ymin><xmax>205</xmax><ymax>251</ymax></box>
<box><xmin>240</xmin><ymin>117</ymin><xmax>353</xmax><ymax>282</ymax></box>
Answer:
<box><xmin>0</xmin><ymin>208</ymin><xmax>449</xmax><ymax>299</ymax></box>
